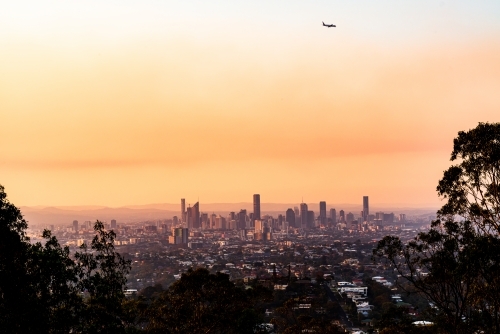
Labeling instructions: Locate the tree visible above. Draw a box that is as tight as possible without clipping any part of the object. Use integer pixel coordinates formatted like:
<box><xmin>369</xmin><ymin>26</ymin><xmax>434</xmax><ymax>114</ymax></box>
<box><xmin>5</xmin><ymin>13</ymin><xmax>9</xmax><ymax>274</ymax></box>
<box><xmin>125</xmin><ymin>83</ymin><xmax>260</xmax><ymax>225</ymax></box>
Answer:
<box><xmin>74</xmin><ymin>221</ymin><xmax>132</xmax><ymax>333</ymax></box>
<box><xmin>374</xmin><ymin>123</ymin><xmax>500</xmax><ymax>334</ymax></box>
<box><xmin>0</xmin><ymin>185</ymin><xmax>131</xmax><ymax>333</ymax></box>
<box><xmin>145</xmin><ymin>268</ymin><xmax>262</xmax><ymax>334</ymax></box>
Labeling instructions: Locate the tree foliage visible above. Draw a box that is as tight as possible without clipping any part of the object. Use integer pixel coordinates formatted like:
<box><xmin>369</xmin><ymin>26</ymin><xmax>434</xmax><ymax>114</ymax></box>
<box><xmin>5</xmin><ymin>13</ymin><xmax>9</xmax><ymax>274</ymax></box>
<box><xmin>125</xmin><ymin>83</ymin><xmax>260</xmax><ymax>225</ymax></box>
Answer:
<box><xmin>0</xmin><ymin>185</ymin><xmax>131</xmax><ymax>333</ymax></box>
<box><xmin>374</xmin><ymin>123</ymin><xmax>500</xmax><ymax>334</ymax></box>
<box><xmin>146</xmin><ymin>267</ymin><xmax>263</xmax><ymax>334</ymax></box>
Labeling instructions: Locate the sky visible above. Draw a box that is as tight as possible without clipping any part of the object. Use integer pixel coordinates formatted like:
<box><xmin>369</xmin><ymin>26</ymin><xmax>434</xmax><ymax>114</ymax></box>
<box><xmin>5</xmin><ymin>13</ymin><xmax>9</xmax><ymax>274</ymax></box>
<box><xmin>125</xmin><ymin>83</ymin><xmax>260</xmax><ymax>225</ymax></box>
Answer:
<box><xmin>1</xmin><ymin>1</ymin><xmax>500</xmax><ymax>207</ymax></box>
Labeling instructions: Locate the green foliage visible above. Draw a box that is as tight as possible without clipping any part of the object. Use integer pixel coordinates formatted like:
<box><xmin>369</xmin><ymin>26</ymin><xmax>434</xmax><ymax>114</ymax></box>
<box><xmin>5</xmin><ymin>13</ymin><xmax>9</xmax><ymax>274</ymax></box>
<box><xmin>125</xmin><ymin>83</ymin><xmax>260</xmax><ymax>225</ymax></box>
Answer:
<box><xmin>374</xmin><ymin>123</ymin><xmax>500</xmax><ymax>334</ymax></box>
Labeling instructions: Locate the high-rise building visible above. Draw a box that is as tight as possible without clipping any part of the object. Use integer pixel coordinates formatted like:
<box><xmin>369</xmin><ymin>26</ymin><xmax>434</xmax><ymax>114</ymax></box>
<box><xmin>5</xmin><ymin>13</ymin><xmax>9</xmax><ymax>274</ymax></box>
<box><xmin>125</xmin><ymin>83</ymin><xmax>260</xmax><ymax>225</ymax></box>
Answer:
<box><xmin>192</xmin><ymin>202</ymin><xmax>200</xmax><ymax>229</ymax></box>
<box><xmin>363</xmin><ymin>196</ymin><xmax>369</xmax><ymax>221</ymax></box>
<box><xmin>73</xmin><ymin>220</ymin><xmax>79</xmax><ymax>232</ymax></box>
<box><xmin>339</xmin><ymin>210</ymin><xmax>345</xmax><ymax>223</ymax></box>
<box><xmin>330</xmin><ymin>208</ymin><xmax>337</xmax><ymax>225</ymax></box>
<box><xmin>181</xmin><ymin>198</ymin><xmax>186</xmax><ymax>223</ymax></box>
<box><xmin>255</xmin><ymin>219</ymin><xmax>263</xmax><ymax>233</ymax></box>
<box><xmin>187</xmin><ymin>202</ymin><xmax>200</xmax><ymax>229</ymax></box>
<box><xmin>300</xmin><ymin>203</ymin><xmax>308</xmax><ymax>228</ymax></box>
<box><xmin>346</xmin><ymin>212</ymin><xmax>354</xmax><ymax>223</ymax></box>
<box><xmin>211</xmin><ymin>213</ymin><xmax>217</xmax><ymax>229</ymax></box>
<box><xmin>319</xmin><ymin>201</ymin><xmax>327</xmax><ymax>226</ymax></box>
<box><xmin>253</xmin><ymin>194</ymin><xmax>261</xmax><ymax>221</ymax></box>
<box><xmin>238</xmin><ymin>209</ymin><xmax>247</xmax><ymax>229</ymax></box>
<box><xmin>201</xmin><ymin>213</ymin><xmax>209</xmax><ymax>229</ymax></box>
<box><xmin>110</xmin><ymin>219</ymin><xmax>117</xmax><ymax>229</ymax></box>
<box><xmin>169</xmin><ymin>227</ymin><xmax>188</xmax><ymax>244</ymax></box>
<box><xmin>307</xmin><ymin>210</ymin><xmax>315</xmax><ymax>228</ymax></box>
<box><xmin>294</xmin><ymin>207</ymin><xmax>300</xmax><ymax>222</ymax></box>
<box><xmin>286</xmin><ymin>208</ymin><xmax>296</xmax><ymax>228</ymax></box>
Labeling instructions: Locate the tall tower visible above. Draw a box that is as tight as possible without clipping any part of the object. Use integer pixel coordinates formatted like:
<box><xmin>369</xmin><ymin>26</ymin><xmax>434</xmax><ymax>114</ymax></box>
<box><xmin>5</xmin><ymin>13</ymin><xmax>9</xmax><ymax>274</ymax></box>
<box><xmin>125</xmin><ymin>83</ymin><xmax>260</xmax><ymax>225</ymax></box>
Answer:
<box><xmin>363</xmin><ymin>196</ymin><xmax>369</xmax><ymax>221</ymax></box>
<box><xmin>238</xmin><ymin>209</ymin><xmax>247</xmax><ymax>230</ymax></box>
<box><xmin>300</xmin><ymin>202</ymin><xmax>308</xmax><ymax>228</ymax></box>
<box><xmin>330</xmin><ymin>208</ymin><xmax>337</xmax><ymax>225</ymax></box>
<box><xmin>286</xmin><ymin>208</ymin><xmax>296</xmax><ymax>228</ymax></box>
<box><xmin>192</xmin><ymin>202</ymin><xmax>200</xmax><ymax>229</ymax></box>
<box><xmin>181</xmin><ymin>198</ymin><xmax>186</xmax><ymax>223</ymax></box>
<box><xmin>319</xmin><ymin>201</ymin><xmax>327</xmax><ymax>226</ymax></box>
<box><xmin>253</xmin><ymin>194</ymin><xmax>261</xmax><ymax>221</ymax></box>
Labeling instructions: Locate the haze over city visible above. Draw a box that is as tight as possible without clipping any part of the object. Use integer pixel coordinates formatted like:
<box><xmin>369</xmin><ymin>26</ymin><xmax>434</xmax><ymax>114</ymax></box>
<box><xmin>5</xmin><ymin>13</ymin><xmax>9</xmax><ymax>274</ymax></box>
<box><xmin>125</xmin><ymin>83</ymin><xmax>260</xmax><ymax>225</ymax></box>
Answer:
<box><xmin>2</xmin><ymin>1</ymin><xmax>500</xmax><ymax>208</ymax></box>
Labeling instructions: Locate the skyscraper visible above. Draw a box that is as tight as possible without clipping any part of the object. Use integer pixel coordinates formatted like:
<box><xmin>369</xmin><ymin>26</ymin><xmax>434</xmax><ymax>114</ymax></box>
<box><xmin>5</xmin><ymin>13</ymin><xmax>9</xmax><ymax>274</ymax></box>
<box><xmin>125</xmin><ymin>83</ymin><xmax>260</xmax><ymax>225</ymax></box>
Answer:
<box><xmin>73</xmin><ymin>220</ymin><xmax>79</xmax><ymax>232</ymax></box>
<box><xmin>300</xmin><ymin>202</ymin><xmax>308</xmax><ymax>228</ymax></box>
<box><xmin>181</xmin><ymin>198</ymin><xmax>186</xmax><ymax>223</ymax></box>
<box><xmin>319</xmin><ymin>201</ymin><xmax>327</xmax><ymax>226</ymax></box>
<box><xmin>330</xmin><ymin>208</ymin><xmax>337</xmax><ymax>225</ymax></box>
<box><xmin>339</xmin><ymin>210</ymin><xmax>345</xmax><ymax>223</ymax></box>
<box><xmin>307</xmin><ymin>210</ymin><xmax>315</xmax><ymax>228</ymax></box>
<box><xmin>110</xmin><ymin>219</ymin><xmax>117</xmax><ymax>229</ymax></box>
<box><xmin>253</xmin><ymin>194</ymin><xmax>261</xmax><ymax>221</ymax></box>
<box><xmin>192</xmin><ymin>202</ymin><xmax>200</xmax><ymax>229</ymax></box>
<box><xmin>286</xmin><ymin>208</ymin><xmax>295</xmax><ymax>228</ymax></box>
<box><xmin>238</xmin><ymin>209</ymin><xmax>247</xmax><ymax>229</ymax></box>
<box><xmin>363</xmin><ymin>196</ymin><xmax>369</xmax><ymax>221</ymax></box>
<box><xmin>187</xmin><ymin>202</ymin><xmax>200</xmax><ymax>229</ymax></box>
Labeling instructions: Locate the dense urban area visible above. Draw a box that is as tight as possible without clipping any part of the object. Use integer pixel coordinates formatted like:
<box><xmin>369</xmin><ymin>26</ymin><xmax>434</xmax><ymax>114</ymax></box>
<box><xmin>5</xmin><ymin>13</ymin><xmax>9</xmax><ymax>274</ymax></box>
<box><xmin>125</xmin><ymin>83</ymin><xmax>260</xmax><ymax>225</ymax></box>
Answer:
<box><xmin>27</xmin><ymin>195</ymin><xmax>434</xmax><ymax>333</ymax></box>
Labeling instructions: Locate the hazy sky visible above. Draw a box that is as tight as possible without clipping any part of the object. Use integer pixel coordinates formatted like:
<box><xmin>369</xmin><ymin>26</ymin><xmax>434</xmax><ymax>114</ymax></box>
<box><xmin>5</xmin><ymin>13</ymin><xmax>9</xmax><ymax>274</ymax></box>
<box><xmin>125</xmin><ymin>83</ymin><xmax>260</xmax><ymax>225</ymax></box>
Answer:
<box><xmin>2</xmin><ymin>1</ymin><xmax>500</xmax><ymax>207</ymax></box>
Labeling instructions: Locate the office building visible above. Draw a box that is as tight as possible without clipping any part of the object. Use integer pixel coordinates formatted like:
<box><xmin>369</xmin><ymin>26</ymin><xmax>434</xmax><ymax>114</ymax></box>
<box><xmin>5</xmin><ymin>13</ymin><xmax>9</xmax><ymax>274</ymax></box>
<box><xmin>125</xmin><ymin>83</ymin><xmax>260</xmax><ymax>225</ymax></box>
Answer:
<box><xmin>307</xmin><ymin>210</ymin><xmax>315</xmax><ymax>228</ymax></box>
<box><xmin>238</xmin><ymin>209</ymin><xmax>247</xmax><ymax>229</ymax></box>
<box><xmin>339</xmin><ymin>210</ymin><xmax>345</xmax><ymax>223</ymax></box>
<box><xmin>169</xmin><ymin>227</ymin><xmax>188</xmax><ymax>244</ymax></box>
<box><xmin>363</xmin><ymin>196</ymin><xmax>369</xmax><ymax>221</ymax></box>
<box><xmin>253</xmin><ymin>194</ymin><xmax>261</xmax><ymax>221</ymax></box>
<box><xmin>300</xmin><ymin>203</ymin><xmax>308</xmax><ymax>228</ymax></box>
<box><xmin>255</xmin><ymin>219</ymin><xmax>263</xmax><ymax>233</ymax></box>
<box><xmin>181</xmin><ymin>198</ymin><xmax>186</xmax><ymax>223</ymax></box>
<box><xmin>110</xmin><ymin>219</ymin><xmax>117</xmax><ymax>229</ymax></box>
<box><xmin>286</xmin><ymin>208</ymin><xmax>296</xmax><ymax>228</ymax></box>
<box><xmin>319</xmin><ymin>201</ymin><xmax>327</xmax><ymax>226</ymax></box>
<box><xmin>187</xmin><ymin>202</ymin><xmax>200</xmax><ymax>229</ymax></box>
<box><xmin>330</xmin><ymin>208</ymin><xmax>337</xmax><ymax>224</ymax></box>
<box><xmin>73</xmin><ymin>220</ymin><xmax>79</xmax><ymax>232</ymax></box>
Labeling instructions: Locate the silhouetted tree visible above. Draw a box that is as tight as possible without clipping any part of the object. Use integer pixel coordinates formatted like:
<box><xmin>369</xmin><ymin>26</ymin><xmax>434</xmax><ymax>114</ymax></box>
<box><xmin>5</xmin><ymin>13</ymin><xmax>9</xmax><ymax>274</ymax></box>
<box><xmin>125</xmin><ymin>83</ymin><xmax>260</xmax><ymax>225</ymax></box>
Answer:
<box><xmin>75</xmin><ymin>221</ymin><xmax>132</xmax><ymax>333</ymax></box>
<box><xmin>145</xmin><ymin>268</ymin><xmax>262</xmax><ymax>334</ymax></box>
<box><xmin>374</xmin><ymin>123</ymin><xmax>500</xmax><ymax>334</ymax></box>
<box><xmin>0</xmin><ymin>185</ymin><xmax>131</xmax><ymax>333</ymax></box>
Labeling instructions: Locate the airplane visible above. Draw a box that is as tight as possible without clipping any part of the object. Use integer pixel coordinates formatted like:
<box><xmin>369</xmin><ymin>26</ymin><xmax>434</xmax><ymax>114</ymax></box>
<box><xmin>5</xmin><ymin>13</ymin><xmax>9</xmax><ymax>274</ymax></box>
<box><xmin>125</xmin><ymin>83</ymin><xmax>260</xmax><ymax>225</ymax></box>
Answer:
<box><xmin>322</xmin><ymin>21</ymin><xmax>336</xmax><ymax>28</ymax></box>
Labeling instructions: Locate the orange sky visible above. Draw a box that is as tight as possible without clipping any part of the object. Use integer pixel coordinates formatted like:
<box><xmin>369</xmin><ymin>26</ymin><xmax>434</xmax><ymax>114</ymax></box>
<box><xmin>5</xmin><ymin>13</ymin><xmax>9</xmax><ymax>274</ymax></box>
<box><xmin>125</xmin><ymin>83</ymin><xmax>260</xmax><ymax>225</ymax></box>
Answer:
<box><xmin>1</xmin><ymin>1</ymin><xmax>500</xmax><ymax>207</ymax></box>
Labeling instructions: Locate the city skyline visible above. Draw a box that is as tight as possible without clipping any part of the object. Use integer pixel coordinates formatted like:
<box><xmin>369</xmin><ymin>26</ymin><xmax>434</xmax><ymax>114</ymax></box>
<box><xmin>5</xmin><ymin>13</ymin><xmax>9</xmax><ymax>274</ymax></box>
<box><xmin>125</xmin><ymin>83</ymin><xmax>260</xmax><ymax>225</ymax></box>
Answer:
<box><xmin>2</xmin><ymin>1</ymin><xmax>500</xmax><ymax>207</ymax></box>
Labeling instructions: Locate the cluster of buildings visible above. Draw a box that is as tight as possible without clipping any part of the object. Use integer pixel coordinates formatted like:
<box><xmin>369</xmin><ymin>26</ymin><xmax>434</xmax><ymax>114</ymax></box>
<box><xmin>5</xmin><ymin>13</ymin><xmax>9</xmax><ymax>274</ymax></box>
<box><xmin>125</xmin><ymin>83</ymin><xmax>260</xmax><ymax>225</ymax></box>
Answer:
<box><xmin>24</xmin><ymin>194</ymin><xmax>433</xmax><ymax>333</ymax></box>
<box><xmin>171</xmin><ymin>195</ymin><xmax>411</xmax><ymax>245</ymax></box>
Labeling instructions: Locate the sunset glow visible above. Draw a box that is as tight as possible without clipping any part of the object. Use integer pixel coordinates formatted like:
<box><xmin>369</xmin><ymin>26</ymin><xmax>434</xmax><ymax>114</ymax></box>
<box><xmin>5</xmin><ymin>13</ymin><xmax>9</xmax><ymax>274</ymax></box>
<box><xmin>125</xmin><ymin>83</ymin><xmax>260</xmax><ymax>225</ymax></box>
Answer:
<box><xmin>2</xmin><ymin>1</ymin><xmax>500</xmax><ymax>207</ymax></box>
